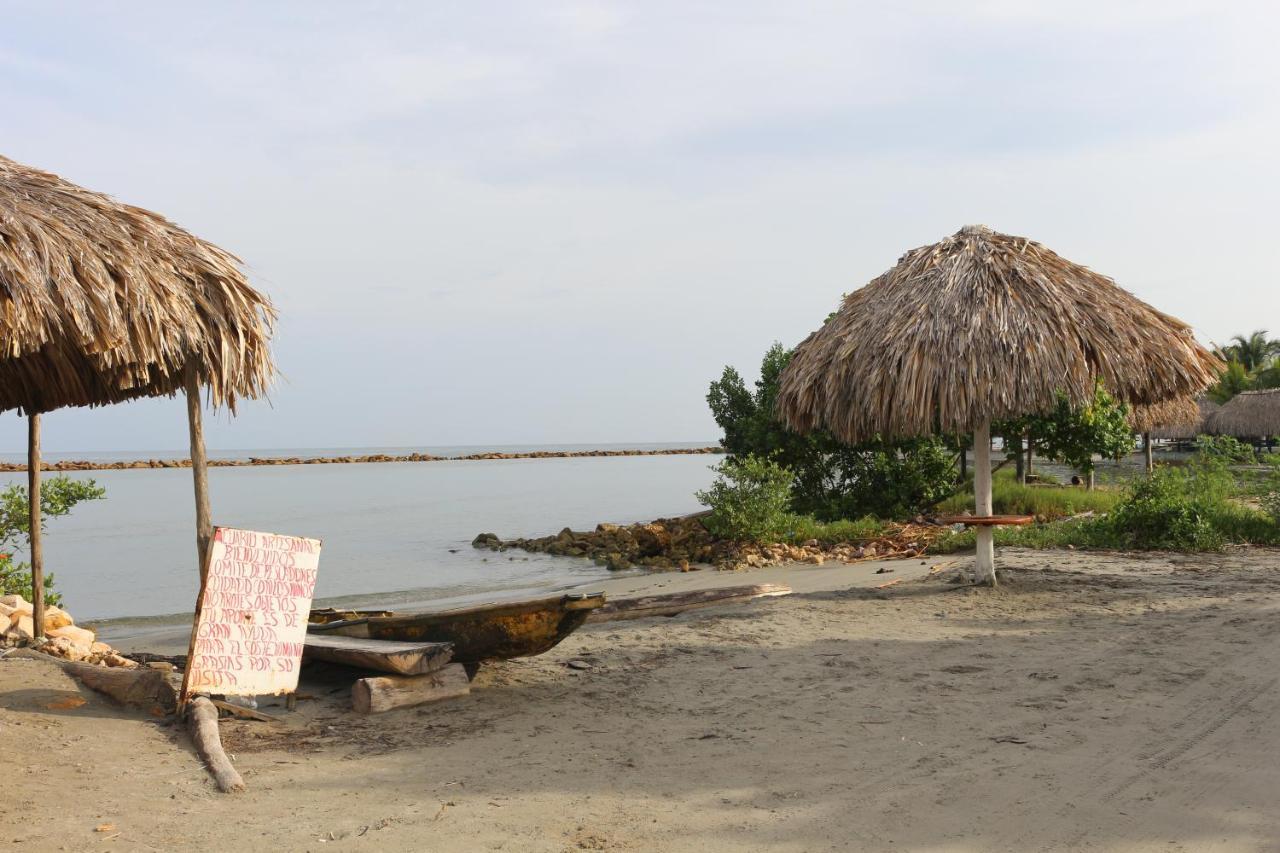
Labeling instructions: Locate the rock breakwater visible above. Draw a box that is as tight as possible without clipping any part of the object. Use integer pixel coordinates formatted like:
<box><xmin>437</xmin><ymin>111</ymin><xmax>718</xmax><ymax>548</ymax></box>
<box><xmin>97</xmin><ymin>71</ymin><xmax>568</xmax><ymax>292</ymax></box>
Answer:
<box><xmin>472</xmin><ymin>515</ymin><xmax>948</xmax><ymax>572</ymax></box>
<box><xmin>0</xmin><ymin>447</ymin><xmax>724</xmax><ymax>473</ymax></box>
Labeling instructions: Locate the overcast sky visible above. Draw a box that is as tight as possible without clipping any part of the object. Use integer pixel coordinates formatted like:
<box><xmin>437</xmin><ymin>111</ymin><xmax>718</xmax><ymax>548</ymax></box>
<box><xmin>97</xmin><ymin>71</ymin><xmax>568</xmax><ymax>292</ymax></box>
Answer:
<box><xmin>1</xmin><ymin>2</ymin><xmax>1276</xmax><ymax>452</ymax></box>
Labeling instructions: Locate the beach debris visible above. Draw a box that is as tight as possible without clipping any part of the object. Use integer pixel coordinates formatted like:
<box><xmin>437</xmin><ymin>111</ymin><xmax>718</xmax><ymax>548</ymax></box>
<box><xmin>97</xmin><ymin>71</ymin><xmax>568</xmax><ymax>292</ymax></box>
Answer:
<box><xmin>473</xmin><ymin>516</ymin><xmax>949</xmax><ymax>573</ymax></box>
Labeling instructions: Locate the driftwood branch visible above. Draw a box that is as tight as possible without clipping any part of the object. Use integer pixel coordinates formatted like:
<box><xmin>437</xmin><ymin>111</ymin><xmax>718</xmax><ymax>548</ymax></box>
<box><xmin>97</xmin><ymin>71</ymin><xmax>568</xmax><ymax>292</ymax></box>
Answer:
<box><xmin>188</xmin><ymin>696</ymin><xmax>246</xmax><ymax>793</ymax></box>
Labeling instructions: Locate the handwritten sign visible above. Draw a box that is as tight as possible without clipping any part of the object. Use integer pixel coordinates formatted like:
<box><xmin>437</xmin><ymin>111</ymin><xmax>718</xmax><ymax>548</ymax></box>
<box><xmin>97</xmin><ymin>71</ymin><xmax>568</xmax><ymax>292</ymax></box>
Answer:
<box><xmin>182</xmin><ymin>527</ymin><xmax>322</xmax><ymax>698</ymax></box>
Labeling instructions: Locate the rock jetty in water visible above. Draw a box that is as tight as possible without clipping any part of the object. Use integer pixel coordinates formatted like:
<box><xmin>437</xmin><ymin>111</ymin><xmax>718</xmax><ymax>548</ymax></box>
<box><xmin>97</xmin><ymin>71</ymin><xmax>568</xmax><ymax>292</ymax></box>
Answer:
<box><xmin>472</xmin><ymin>516</ymin><xmax>947</xmax><ymax>572</ymax></box>
<box><xmin>0</xmin><ymin>447</ymin><xmax>723</xmax><ymax>473</ymax></box>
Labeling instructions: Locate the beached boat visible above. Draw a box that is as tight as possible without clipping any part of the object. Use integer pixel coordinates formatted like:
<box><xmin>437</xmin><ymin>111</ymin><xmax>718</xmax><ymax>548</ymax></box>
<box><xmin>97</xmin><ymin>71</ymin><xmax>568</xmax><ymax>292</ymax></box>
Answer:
<box><xmin>308</xmin><ymin>592</ymin><xmax>605</xmax><ymax>663</ymax></box>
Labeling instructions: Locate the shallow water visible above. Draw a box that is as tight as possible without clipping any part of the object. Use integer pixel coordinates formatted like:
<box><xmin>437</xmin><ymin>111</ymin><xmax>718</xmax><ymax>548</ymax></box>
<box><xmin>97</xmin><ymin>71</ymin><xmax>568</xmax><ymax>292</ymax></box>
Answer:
<box><xmin>0</xmin><ymin>447</ymin><xmax>719</xmax><ymax>623</ymax></box>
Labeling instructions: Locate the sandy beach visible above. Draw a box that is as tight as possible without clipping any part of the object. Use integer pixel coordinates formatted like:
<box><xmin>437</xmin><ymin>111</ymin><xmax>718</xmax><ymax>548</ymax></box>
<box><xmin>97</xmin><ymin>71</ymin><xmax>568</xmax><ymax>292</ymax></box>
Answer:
<box><xmin>4</xmin><ymin>548</ymin><xmax>1280</xmax><ymax>851</ymax></box>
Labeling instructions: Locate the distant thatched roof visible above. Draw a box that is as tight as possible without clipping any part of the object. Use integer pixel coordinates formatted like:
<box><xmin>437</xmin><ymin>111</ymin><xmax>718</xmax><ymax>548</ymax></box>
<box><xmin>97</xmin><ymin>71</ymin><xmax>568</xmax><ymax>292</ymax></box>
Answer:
<box><xmin>1148</xmin><ymin>397</ymin><xmax>1219</xmax><ymax>441</ymax></box>
<box><xmin>1205</xmin><ymin>389</ymin><xmax>1280</xmax><ymax>438</ymax></box>
<box><xmin>776</xmin><ymin>225</ymin><xmax>1221</xmax><ymax>443</ymax></box>
<box><xmin>1129</xmin><ymin>396</ymin><xmax>1201</xmax><ymax>434</ymax></box>
<box><xmin>0</xmin><ymin>155</ymin><xmax>276</xmax><ymax>414</ymax></box>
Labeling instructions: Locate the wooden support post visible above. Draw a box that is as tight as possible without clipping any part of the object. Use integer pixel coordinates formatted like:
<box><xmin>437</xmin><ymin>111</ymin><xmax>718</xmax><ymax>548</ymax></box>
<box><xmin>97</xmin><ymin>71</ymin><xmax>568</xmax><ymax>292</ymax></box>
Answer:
<box><xmin>1143</xmin><ymin>432</ymin><xmax>1153</xmax><ymax>474</ymax></box>
<box><xmin>973</xmin><ymin>419</ymin><xmax>996</xmax><ymax>586</ymax></box>
<box><xmin>185</xmin><ymin>371</ymin><xmax>213</xmax><ymax>573</ymax></box>
<box><xmin>1026</xmin><ymin>437</ymin><xmax>1034</xmax><ymax>480</ymax></box>
<box><xmin>28</xmin><ymin>414</ymin><xmax>44</xmax><ymax>638</ymax></box>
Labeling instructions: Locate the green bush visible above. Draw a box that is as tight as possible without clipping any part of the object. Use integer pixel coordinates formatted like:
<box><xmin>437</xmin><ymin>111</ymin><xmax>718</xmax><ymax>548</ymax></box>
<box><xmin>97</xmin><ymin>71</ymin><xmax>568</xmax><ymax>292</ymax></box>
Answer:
<box><xmin>1103</xmin><ymin>467</ymin><xmax>1223</xmax><ymax>550</ymax></box>
<box><xmin>697</xmin><ymin>456</ymin><xmax>795</xmax><ymax>543</ymax></box>
<box><xmin>0</xmin><ymin>477</ymin><xmax>106</xmax><ymax>606</ymax></box>
<box><xmin>1196</xmin><ymin>435</ymin><xmax>1256</xmax><ymax>464</ymax></box>
<box><xmin>708</xmin><ymin>344</ymin><xmax>959</xmax><ymax>520</ymax></box>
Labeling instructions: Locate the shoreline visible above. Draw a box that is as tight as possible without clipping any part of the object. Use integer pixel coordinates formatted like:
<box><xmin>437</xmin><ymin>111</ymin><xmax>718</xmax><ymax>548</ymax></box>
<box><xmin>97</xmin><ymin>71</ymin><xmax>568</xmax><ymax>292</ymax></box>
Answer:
<box><xmin>0</xmin><ymin>445</ymin><xmax>724</xmax><ymax>473</ymax></box>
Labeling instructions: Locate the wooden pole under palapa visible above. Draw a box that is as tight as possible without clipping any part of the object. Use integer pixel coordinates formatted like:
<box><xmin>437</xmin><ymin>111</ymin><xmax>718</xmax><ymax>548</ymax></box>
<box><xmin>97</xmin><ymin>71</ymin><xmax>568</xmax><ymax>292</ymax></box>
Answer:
<box><xmin>28</xmin><ymin>413</ymin><xmax>44</xmax><ymax>637</ymax></box>
<box><xmin>972</xmin><ymin>419</ymin><xmax>995</xmax><ymax>586</ymax></box>
<box><xmin>185</xmin><ymin>368</ymin><xmax>213</xmax><ymax>574</ymax></box>
<box><xmin>1143</xmin><ymin>432</ymin><xmax>1154</xmax><ymax>474</ymax></box>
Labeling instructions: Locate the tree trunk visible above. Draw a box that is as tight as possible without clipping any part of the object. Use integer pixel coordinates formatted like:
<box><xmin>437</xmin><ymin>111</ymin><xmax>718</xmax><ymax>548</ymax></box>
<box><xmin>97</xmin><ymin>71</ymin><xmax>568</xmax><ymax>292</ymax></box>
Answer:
<box><xmin>1087</xmin><ymin>469</ymin><xmax>1095</xmax><ymax>491</ymax></box>
<box><xmin>973</xmin><ymin>420</ymin><xmax>996</xmax><ymax>586</ymax></box>
<box><xmin>1026</xmin><ymin>437</ymin><xmax>1034</xmax><ymax>480</ymax></box>
<box><xmin>1144</xmin><ymin>432</ymin><xmax>1153</xmax><ymax>474</ymax></box>
<box><xmin>188</xmin><ymin>696</ymin><xmax>246</xmax><ymax>792</ymax></box>
<box><xmin>28</xmin><ymin>414</ymin><xmax>44</xmax><ymax>638</ymax></box>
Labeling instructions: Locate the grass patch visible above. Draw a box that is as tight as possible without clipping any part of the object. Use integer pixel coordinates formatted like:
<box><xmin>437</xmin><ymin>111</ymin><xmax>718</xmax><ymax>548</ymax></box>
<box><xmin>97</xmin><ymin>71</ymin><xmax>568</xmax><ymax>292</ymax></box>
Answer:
<box><xmin>781</xmin><ymin>515</ymin><xmax>887</xmax><ymax>545</ymax></box>
<box><xmin>937</xmin><ymin>468</ymin><xmax>1120</xmax><ymax>520</ymax></box>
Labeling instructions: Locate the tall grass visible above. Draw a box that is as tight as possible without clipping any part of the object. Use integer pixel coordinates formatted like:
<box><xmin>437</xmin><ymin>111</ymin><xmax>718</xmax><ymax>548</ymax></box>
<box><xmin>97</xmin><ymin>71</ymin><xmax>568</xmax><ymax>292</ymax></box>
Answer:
<box><xmin>937</xmin><ymin>468</ymin><xmax>1120</xmax><ymax>520</ymax></box>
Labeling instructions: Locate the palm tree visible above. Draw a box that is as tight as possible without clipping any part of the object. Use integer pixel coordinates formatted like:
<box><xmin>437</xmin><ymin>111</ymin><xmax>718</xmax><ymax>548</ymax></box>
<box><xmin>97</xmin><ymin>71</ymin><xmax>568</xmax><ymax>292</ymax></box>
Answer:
<box><xmin>1222</xmin><ymin>330</ymin><xmax>1280</xmax><ymax>372</ymax></box>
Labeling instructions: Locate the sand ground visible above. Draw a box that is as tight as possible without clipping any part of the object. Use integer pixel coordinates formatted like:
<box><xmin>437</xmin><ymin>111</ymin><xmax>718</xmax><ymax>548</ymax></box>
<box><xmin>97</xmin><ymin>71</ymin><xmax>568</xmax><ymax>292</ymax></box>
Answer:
<box><xmin>3</xmin><ymin>548</ymin><xmax>1280</xmax><ymax>852</ymax></box>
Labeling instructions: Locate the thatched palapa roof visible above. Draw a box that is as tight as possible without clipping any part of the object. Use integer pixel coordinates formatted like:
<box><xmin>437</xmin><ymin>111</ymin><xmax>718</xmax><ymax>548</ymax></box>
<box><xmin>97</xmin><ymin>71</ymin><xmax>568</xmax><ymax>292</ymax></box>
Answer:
<box><xmin>776</xmin><ymin>225</ymin><xmax>1221</xmax><ymax>444</ymax></box>
<box><xmin>1128</xmin><ymin>396</ymin><xmax>1201</xmax><ymax>435</ymax></box>
<box><xmin>1205</xmin><ymin>389</ymin><xmax>1280</xmax><ymax>439</ymax></box>
<box><xmin>1148</xmin><ymin>397</ymin><xmax>1219</xmax><ymax>441</ymax></box>
<box><xmin>0</xmin><ymin>155</ymin><xmax>276</xmax><ymax>414</ymax></box>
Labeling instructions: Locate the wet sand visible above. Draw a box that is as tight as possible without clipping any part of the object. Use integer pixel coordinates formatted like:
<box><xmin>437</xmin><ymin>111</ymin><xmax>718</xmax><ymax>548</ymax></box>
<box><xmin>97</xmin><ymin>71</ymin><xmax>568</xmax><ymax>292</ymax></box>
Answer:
<box><xmin>4</xmin><ymin>547</ymin><xmax>1280</xmax><ymax>851</ymax></box>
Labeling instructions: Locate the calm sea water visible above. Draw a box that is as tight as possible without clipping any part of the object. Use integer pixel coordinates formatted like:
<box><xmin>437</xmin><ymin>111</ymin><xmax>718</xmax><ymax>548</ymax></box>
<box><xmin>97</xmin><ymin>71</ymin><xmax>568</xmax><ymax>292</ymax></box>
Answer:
<box><xmin>0</xmin><ymin>444</ymin><xmax>719</xmax><ymax>623</ymax></box>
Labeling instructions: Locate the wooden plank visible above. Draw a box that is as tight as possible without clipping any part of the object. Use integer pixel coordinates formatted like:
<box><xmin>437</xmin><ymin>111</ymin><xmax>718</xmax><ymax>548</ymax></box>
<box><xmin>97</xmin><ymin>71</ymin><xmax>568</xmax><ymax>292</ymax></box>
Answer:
<box><xmin>304</xmin><ymin>634</ymin><xmax>453</xmax><ymax>675</ymax></box>
<box><xmin>936</xmin><ymin>515</ymin><xmax>1035</xmax><ymax>527</ymax></box>
<box><xmin>209</xmin><ymin>698</ymin><xmax>285</xmax><ymax>724</ymax></box>
<box><xmin>352</xmin><ymin>663</ymin><xmax>470</xmax><ymax>714</ymax></box>
<box><xmin>585</xmin><ymin>584</ymin><xmax>792</xmax><ymax>624</ymax></box>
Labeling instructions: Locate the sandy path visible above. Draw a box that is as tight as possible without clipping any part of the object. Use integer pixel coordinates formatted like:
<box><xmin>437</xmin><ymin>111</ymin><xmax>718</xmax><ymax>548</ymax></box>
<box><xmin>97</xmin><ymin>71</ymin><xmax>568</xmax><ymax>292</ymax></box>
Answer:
<box><xmin>4</xmin><ymin>548</ymin><xmax>1280</xmax><ymax>851</ymax></box>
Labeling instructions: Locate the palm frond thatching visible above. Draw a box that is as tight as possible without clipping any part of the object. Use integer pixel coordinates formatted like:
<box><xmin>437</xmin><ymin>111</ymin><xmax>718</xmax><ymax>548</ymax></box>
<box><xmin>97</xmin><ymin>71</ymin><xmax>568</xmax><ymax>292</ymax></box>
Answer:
<box><xmin>1205</xmin><ymin>389</ymin><xmax>1280</xmax><ymax>439</ymax></box>
<box><xmin>0</xmin><ymin>155</ymin><xmax>276</xmax><ymax>414</ymax></box>
<box><xmin>1128</xmin><ymin>396</ymin><xmax>1201</xmax><ymax>434</ymax></box>
<box><xmin>1148</xmin><ymin>397</ymin><xmax>1219</xmax><ymax>441</ymax></box>
<box><xmin>776</xmin><ymin>225</ymin><xmax>1221</xmax><ymax>444</ymax></box>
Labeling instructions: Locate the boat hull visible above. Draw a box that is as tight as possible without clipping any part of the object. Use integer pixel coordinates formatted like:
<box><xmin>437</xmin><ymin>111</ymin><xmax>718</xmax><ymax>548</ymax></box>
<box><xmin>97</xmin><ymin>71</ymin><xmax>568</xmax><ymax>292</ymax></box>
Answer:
<box><xmin>309</xmin><ymin>593</ymin><xmax>604</xmax><ymax>663</ymax></box>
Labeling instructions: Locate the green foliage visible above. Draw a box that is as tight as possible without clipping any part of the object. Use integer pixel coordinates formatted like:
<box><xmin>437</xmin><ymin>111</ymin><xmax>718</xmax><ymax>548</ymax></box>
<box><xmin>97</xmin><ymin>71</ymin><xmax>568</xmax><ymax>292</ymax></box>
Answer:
<box><xmin>1030</xmin><ymin>381</ymin><xmax>1133</xmax><ymax>477</ymax></box>
<box><xmin>707</xmin><ymin>344</ymin><xmax>958</xmax><ymax>520</ymax></box>
<box><xmin>1208</xmin><ymin>360</ymin><xmax>1253</xmax><ymax>404</ymax></box>
<box><xmin>0</xmin><ymin>477</ymin><xmax>106</xmax><ymax>606</ymax></box>
<box><xmin>1102</xmin><ymin>464</ymin><xmax>1227</xmax><ymax>550</ymax></box>
<box><xmin>1222</xmin><ymin>330</ymin><xmax>1280</xmax><ymax>373</ymax></box>
<box><xmin>1195</xmin><ymin>435</ymin><xmax>1256</xmax><ymax>464</ymax></box>
<box><xmin>1261</xmin><ymin>472</ymin><xmax>1280</xmax><ymax>525</ymax></box>
<box><xmin>936</xmin><ymin>468</ymin><xmax>1121</xmax><ymax>519</ymax></box>
<box><xmin>696</xmin><ymin>456</ymin><xmax>795</xmax><ymax>543</ymax></box>
<box><xmin>781</xmin><ymin>515</ymin><xmax>886</xmax><ymax>546</ymax></box>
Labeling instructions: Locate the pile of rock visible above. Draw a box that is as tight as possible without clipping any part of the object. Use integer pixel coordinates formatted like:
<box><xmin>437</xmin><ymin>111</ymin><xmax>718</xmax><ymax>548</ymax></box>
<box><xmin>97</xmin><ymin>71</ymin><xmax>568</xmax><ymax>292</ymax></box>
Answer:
<box><xmin>474</xmin><ymin>517</ymin><xmax>949</xmax><ymax>572</ymax></box>
<box><xmin>0</xmin><ymin>594</ymin><xmax>136</xmax><ymax>667</ymax></box>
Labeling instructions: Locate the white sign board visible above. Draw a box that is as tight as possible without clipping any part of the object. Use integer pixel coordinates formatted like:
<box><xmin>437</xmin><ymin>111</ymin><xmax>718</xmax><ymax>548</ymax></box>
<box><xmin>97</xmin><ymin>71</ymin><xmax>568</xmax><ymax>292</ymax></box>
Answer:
<box><xmin>182</xmin><ymin>527</ymin><xmax>322</xmax><ymax>698</ymax></box>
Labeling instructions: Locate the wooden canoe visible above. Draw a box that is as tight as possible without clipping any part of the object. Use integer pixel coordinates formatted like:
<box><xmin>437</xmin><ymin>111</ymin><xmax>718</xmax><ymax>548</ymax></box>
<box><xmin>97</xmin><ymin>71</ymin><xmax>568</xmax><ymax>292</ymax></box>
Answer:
<box><xmin>586</xmin><ymin>584</ymin><xmax>792</xmax><ymax>623</ymax></box>
<box><xmin>303</xmin><ymin>634</ymin><xmax>453</xmax><ymax>675</ymax></box>
<box><xmin>308</xmin><ymin>592</ymin><xmax>605</xmax><ymax>663</ymax></box>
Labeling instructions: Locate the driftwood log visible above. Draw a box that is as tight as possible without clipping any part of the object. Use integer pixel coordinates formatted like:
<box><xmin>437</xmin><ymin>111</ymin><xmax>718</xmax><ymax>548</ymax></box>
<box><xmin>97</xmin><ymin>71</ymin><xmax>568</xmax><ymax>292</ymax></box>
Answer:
<box><xmin>352</xmin><ymin>663</ymin><xmax>470</xmax><ymax>714</ymax></box>
<box><xmin>5</xmin><ymin>648</ymin><xmax>175</xmax><ymax>712</ymax></box>
<box><xmin>188</xmin><ymin>696</ymin><xmax>245</xmax><ymax>793</ymax></box>
<box><xmin>585</xmin><ymin>584</ymin><xmax>793</xmax><ymax>623</ymax></box>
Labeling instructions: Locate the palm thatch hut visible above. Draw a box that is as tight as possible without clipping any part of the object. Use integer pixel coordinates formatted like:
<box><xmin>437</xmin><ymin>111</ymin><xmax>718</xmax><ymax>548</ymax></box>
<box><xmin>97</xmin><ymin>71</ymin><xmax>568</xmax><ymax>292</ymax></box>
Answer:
<box><xmin>776</xmin><ymin>225</ymin><xmax>1220</xmax><ymax>585</ymax></box>
<box><xmin>0</xmin><ymin>155</ymin><xmax>276</xmax><ymax>634</ymax></box>
<box><xmin>1148</xmin><ymin>397</ymin><xmax>1219</xmax><ymax>442</ymax></box>
<box><xmin>1128</xmin><ymin>396</ymin><xmax>1201</xmax><ymax>471</ymax></box>
<box><xmin>1205</xmin><ymin>389</ymin><xmax>1280</xmax><ymax>442</ymax></box>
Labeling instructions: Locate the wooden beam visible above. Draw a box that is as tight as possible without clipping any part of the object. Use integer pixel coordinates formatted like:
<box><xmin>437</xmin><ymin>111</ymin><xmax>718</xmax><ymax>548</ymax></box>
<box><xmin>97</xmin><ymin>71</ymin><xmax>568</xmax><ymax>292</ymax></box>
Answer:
<box><xmin>303</xmin><ymin>634</ymin><xmax>454</xmax><ymax>675</ymax></box>
<box><xmin>352</xmin><ymin>663</ymin><xmax>470</xmax><ymax>714</ymax></box>
<box><xmin>973</xmin><ymin>419</ymin><xmax>996</xmax><ymax>586</ymax></box>
<box><xmin>28</xmin><ymin>414</ymin><xmax>43</xmax><ymax>638</ymax></box>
